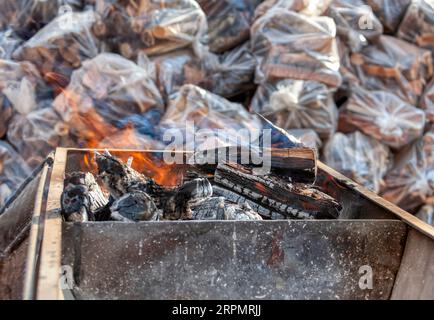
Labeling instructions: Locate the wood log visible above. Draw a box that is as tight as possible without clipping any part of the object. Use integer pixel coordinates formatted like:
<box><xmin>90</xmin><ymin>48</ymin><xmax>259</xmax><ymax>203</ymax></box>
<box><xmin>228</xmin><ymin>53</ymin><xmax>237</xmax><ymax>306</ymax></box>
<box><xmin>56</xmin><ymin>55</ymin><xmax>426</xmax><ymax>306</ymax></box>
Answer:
<box><xmin>191</xmin><ymin>197</ymin><xmax>263</xmax><ymax>221</ymax></box>
<box><xmin>61</xmin><ymin>172</ymin><xmax>108</xmax><ymax>222</ymax></box>
<box><xmin>110</xmin><ymin>191</ymin><xmax>160</xmax><ymax>222</ymax></box>
<box><xmin>214</xmin><ymin>162</ymin><xmax>341</xmax><ymax>219</ymax></box>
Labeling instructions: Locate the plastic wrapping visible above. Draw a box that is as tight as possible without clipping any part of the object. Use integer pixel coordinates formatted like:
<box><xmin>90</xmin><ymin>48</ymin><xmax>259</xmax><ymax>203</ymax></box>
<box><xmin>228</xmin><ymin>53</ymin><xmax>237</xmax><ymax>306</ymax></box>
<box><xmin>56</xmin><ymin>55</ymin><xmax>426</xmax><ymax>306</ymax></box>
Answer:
<box><xmin>53</xmin><ymin>53</ymin><xmax>164</xmax><ymax>147</ymax></box>
<box><xmin>350</xmin><ymin>35</ymin><xmax>433</xmax><ymax>105</ymax></box>
<box><xmin>251</xmin><ymin>9</ymin><xmax>341</xmax><ymax>87</ymax></box>
<box><xmin>420</xmin><ymin>78</ymin><xmax>434</xmax><ymax>123</ymax></box>
<box><xmin>197</xmin><ymin>0</ymin><xmax>262</xmax><ymax>53</ymax></box>
<box><xmin>160</xmin><ymin>84</ymin><xmax>262</xmax><ymax>149</ymax></box>
<box><xmin>250</xmin><ymin>79</ymin><xmax>338</xmax><ymax>139</ymax></box>
<box><xmin>92</xmin><ymin>0</ymin><xmax>208</xmax><ymax>59</ymax></box>
<box><xmin>287</xmin><ymin>129</ymin><xmax>322</xmax><ymax>150</ymax></box>
<box><xmin>0</xmin><ymin>29</ymin><xmax>23</xmax><ymax>60</ymax></box>
<box><xmin>398</xmin><ymin>0</ymin><xmax>434</xmax><ymax>55</ymax></box>
<box><xmin>416</xmin><ymin>204</ymin><xmax>434</xmax><ymax>226</ymax></box>
<box><xmin>12</xmin><ymin>10</ymin><xmax>100</xmax><ymax>88</ymax></box>
<box><xmin>0</xmin><ymin>141</ymin><xmax>32</xmax><ymax>208</ymax></box>
<box><xmin>327</xmin><ymin>0</ymin><xmax>383</xmax><ymax>52</ymax></box>
<box><xmin>0</xmin><ymin>59</ymin><xmax>53</xmax><ymax>137</ymax></box>
<box><xmin>381</xmin><ymin>132</ymin><xmax>434</xmax><ymax>213</ymax></box>
<box><xmin>365</xmin><ymin>0</ymin><xmax>411</xmax><ymax>33</ymax></box>
<box><xmin>339</xmin><ymin>87</ymin><xmax>426</xmax><ymax>149</ymax></box>
<box><xmin>0</xmin><ymin>0</ymin><xmax>84</xmax><ymax>39</ymax></box>
<box><xmin>7</xmin><ymin>104</ymin><xmax>72</xmax><ymax>169</ymax></box>
<box><xmin>254</xmin><ymin>0</ymin><xmax>332</xmax><ymax>19</ymax></box>
<box><xmin>323</xmin><ymin>131</ymin><xmax>392</xmax><ymax>193</ymax></box>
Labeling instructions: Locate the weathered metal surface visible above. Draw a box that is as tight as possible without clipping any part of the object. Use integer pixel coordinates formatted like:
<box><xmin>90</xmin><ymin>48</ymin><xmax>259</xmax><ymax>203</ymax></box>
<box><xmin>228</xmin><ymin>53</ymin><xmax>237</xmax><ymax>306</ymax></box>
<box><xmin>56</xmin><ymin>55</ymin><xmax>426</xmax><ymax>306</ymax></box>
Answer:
<box><xmin>62</xmin><ymin>220</ymin><xmax>407</xmax><ymax>300</ymax></box>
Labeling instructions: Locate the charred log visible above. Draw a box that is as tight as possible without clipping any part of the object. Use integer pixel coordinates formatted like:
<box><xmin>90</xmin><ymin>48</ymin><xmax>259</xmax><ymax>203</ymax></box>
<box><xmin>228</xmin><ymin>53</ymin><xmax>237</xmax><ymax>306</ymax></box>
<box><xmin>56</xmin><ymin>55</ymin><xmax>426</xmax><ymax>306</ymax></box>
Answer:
<box><xmin>191</xmin><ymin>197</ymin><xmax>262</xmax><ymax>221</ymax></box>
<box><xmin>110</xmin><ymin>191</ymin><xmax>160</xmax><ymax>222</ymax></box>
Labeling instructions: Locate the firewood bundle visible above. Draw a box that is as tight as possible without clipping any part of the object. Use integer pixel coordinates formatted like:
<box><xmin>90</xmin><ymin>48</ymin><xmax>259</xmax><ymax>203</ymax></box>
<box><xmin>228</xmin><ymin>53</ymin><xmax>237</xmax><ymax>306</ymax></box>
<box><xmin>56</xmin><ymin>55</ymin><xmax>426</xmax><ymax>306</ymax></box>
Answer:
<box><xmin>287</xmin><ymin>129</ymin><xmax>322</xmax><ymax>150</ymax></box>
<box><xmin>91</xmin><ymin>0</ymin><xmax>208</xmax><ymax>59</ymax></box>
<box><xmin>350</xmin><ymin>35</ymin><xmax>433</xmax><ymax>105</ymax></box>
<box><xmin>197</xmin><ymin>0</ymin><xmax>262</xmax><ymax>53</ymax></box>
<box><xmin>0</xmin><ymin>60</ymin><xmax>53</xmax><ymax>137</ymax></box>
<box><xmin>250</xmin><ymin>9</ymin><xmax>342</xmax><ymax>88</ymax></box>
<box><xmin>7</xmin><ymin>104</ymin><xmax>72</xmax><ymax>169</ymax></box>
<box><xmin>420</xmin><ymin>78</ymin><xmax>434</xmax><ymax>123</ymax></box>
<box><xmin>254</xmin><ymin>0</ymin><xmax>332</xmax><ymax>20</ymax></box>
<box><xmin>326</xmin><ymin>0</ymin><xmax>383</xmax><ymax>52</ymax></box>
<box><xmin>52</xmin><ymin>53</ymin><xmax>164</xmax><ymax>147</ymax></box>
<box><xmin>338</xmin><ymin>87</ymin><xmax>426</xmax><ymax>149</ymax></box>
<box><xmin>12</xmin><ymin>10</ymin><xmax>101</xmax><ymax>88</ymax></box>
<box><xmin>323</xmin><ymin>131</ymin><xmax>393</xmax><ymax>193</ymax></box>
<box><xmin>365</xmin><ymin>0</ymin><xmax>411</xmax><ymax>33</ymax></box>
<box><xmin>0</xmin><ymin>0</ymin><xmax>84</xmax><ymax>39</ymax></box>
<box><xmin>0</xmin><ymin>141</ymin><xmax>31</xmax><ymax>207</ymax></box>
<box><xmin>381</xmin><ymin>132</ymin><xmax>434</xmax><ymax>213</ymax></box>
<box><xmin>397</xmin><ymin>0</ymin><xmax>434</xmax><ymax>55</ymax></box>
<box><xmin>250</xmin><ymin>79</ymin><xmax>338</xmax><ymax>139</ymax></box>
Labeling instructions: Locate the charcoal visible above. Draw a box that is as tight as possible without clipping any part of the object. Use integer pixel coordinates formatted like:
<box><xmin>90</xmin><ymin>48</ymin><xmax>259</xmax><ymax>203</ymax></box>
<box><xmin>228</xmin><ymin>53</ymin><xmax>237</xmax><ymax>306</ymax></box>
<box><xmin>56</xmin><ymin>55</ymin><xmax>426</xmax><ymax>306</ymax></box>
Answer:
<box><xmin>197</xmin><ymin>0</ymin><xmax>262</xmax><ymax>53</ymax></box>
<box><xmin>365</xmin><ymin>0</ymin><xmax>411</xmax><ymax>33</ymax></box>
<box><xmin>0</xmin><ymin>141</ymin><xmax>32</xmax><ymax>208</ymax></box>
<box><xmin>251</xmin><ymin>9</ymin><xmax>341</xmax><ymax>87</ymax></box>
<box><xmin>110</xmin><ymin>191</ymin><xmax>160</xmax><ymax>222</ymax></box>
<box><xmin>92</xmin><ymin>0</ymin><xmax>208</xmax><ymax>59</ymax></box>
<box><xmin>61</xmin><ymin>171</ymin><xmax>108</xmax><ymax>222</ymax></box>
<box><xmin>323</xmin><ymin>131</ymin><xmax>392</xmax><ymax>193</ymax></box>
<box><xmin>191</xmin><ymin>197</ymin><xmax>263</xmax><ymax>221</ymax></box>
<box><xmin>251</xmin><ymin>79</ymin><xmax>338</xmax><ymax>139</ymax></box>
<box><xmin>12</xmin><ymin>10</ymin><xmax>101</xmax><ymax>88</ymax></box>
<box><xmin>338</xmin><ymin>87</ymin><xmax>426</xmax><ymax>149</ymax></box>
<box><xmin>381</xmin><ymin>132</ymin><xmax>434</xmax><ymax>213</ymax></box>
<box><xmin>397</xmin><ymin>0</ymin><xmax>434</xmax><ymax>55</ymax></box>
<box><xmin>350</xmin><ymin>35</ymin><xmax>433</xmax><ymax>105</ymax></box>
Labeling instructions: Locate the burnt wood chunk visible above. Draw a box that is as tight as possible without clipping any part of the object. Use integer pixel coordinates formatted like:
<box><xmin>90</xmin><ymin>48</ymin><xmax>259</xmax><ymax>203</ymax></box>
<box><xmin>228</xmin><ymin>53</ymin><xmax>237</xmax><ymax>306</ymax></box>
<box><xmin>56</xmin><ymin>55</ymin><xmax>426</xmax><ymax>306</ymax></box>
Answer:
<box><xmin>214</xmin><ymin>162</ymin><xmax>341</xmax><ymax>219</ymax></box>
<box><xmin>110</xmin><ymin>191</ymin><xmax>160</xmax><ymax>222</ymax></box>
<box><xmin>61</xmin><ymin>172</ymin><xmax>108</xmax><ymax>222</ymax></box>
<box><xmin>191</xmin><ymin>197</ymin><xmax>263</xmax><ymax>221</ymax></box>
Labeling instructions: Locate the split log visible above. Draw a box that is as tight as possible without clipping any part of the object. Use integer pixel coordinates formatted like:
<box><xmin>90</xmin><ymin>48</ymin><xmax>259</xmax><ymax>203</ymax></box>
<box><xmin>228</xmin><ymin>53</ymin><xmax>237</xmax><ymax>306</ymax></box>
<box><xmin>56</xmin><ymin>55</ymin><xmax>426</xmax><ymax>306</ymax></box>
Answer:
<box><xmin>214</xmin><ymin>162</ymin><xmax>342</xmax><ymax>219</ymax></box>
<box><xmin>61</xmin><ymin>172</ymin><xmax>108</xmax><ymax>222</ymax></box>
<box><xmin>191</xmin><ymin>197</ymin><xmax>262</xmax><ymax>221</ymax></box>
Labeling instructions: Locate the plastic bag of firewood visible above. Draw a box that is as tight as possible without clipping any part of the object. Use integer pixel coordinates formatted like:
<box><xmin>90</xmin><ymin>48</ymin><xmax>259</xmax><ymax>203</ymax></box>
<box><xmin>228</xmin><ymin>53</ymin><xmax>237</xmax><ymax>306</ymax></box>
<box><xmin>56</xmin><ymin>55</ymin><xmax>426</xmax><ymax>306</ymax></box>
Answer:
<box><xmin>254</xmin><ymin>0</ymin><xmax>332</xmax><ymax>19</ymax></box>
<box><xmin>7</xmin><ymin>104</ymin><xmax>72</xmax><ymax>169</ymax></box>
<box><xmin>0</xmin><ymin>141</ymin><xmax>32</xmax><ymax>207</ymax></box>
<box><xmin>92</xmin><ymin>0</ymin><xmax>207</xmax><ymax>59</ymax></box>
<box><xmin>381</xmin><ymin>132</ymin><xmax>434</xmax><ymax>213</ymax></box>
<box><xmin>420</xmin><ymin>78</ymin><xmax>434</xmax><ymax>123</ymax></box>
<box><xmin>0</xmin><ymin>29</ymin><xmax>22</xmax><ymax>60</ymax></box>
<box><xmin>160</xmin><ymin>84</ymin><xmax>262</xmax><ymax>150</ymax></box>
<box><xmin>398</xmin><ymin>0</ymin><xmax>434</xmax><ymax>55</ymax></box>
<box><xmin>0</xmin><ymin>0</ymin><xmax>84</xmax><ymax>39</ymax></box>
<box><xmin>13</xmin><ymin>10</ymin><xmax>100</xmax><ymax>88</ymax></box>
<box><xmin>365</xmin><ymin>0</ymin><xmax>411</xmax><ymax>33</ymax></box>
<box><xmin>323</xmin><ymin>131</ymin><xmax>392</xmax><ymax>193</ymax></box>
<box><xmin>416</xmin><ymin>204</ymin><xmax>434</xmax><ymax>226</ymax></box>
<box><xmin>0</xmin><ymin>59</ymin><xmax>53</xmax><ymax>137</ymax></box>
<box><xmin>350</xmin><ymin>35</ymin><xmax>433</xmax><ymax>105</ymax></box>
<box><xmin>338</xmin><ymin>87</ymin><xmax>426</xmax><ymax>149</ymax></box>
<box><xmin>287</xmin><ymin>129</ymin><xmax>322</xmax><ymax>150</ymax></box>
<box><xmin>197</xmin><ymin>0</ymin><xmax>262</xmax><ymax>53</ymax></box>
<box><xmin>251</xmin><ymin>9</ymin><xmax>341</xmax><ymax>88</ymax></box>
<box><xmin>250</xmin><ymin>79</ymin><xmax>338</xmax><ymax>139</ymax></box>
<box><xmin>53</xmin><ymin>53</ymin><xmax>164</xmax><ymax>147</ymax></box>
<box><xmin>326</xmin><ymin>0</ymin><xmax>383</xmax><ymax>52</ymax></box>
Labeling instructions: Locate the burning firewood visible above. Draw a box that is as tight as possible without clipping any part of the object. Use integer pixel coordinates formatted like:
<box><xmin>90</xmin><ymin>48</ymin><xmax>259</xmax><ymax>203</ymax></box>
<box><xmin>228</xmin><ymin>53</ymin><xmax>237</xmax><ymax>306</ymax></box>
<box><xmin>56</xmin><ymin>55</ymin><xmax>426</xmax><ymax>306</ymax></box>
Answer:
<box><xmin>61</xmin><ymin>171</ymin><xmax>108</xmax><ymax>222</ymax></box>
<box><xmin>338</xmin><ymin>87</ymin><xmax>426</xmax><ymax>149</ymax></box>
<box><xmin>350</xmin><ymin>35</ymin><xmax>433</xmax><ymax>105</ymax></box>
<box><xmin>214</xmin><ymin>162</ymin><xmax>342</xmax><ymax>219</ymax></box>
<box><xmin>397</xmin><ymin>0</ymin><xmax>434</xmax><ymax>55</ymax></box>
<box><xmin>196</xmin><ymin>0</ymin><xmax>262</xmax><ymax>53</ymax></box>
<box><xmin>12</xmin><ymin>10</ymin><xmax>101</xmax><ymax>88</ymax></box>
<box><xmin>250</xmin><ymin>10</ymin><xmax>341</xmax><ymax>87</ymax></box>
<box><xmin>92</xmin><ymin>0</ymin><xmax>208</xmax><ymax>59</ymax></box>
<box><xmin>250</xmin><ymin>79</ymin><xmax>338</xmax><ymax>140</ymax></box>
